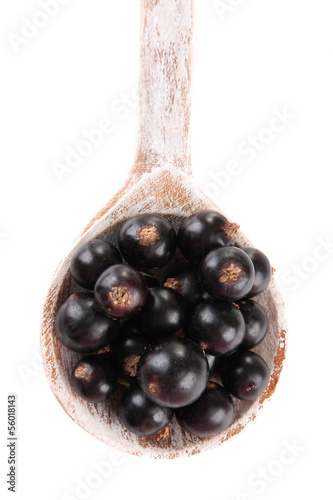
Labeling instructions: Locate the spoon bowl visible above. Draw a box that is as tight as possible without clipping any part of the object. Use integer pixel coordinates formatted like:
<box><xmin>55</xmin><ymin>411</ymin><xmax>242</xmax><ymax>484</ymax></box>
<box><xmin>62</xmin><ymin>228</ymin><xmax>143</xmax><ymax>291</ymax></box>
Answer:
<box><xmin>41</xmin><ymin>0</ymin><xmax>287</xmax><ymax>459</ymax></box>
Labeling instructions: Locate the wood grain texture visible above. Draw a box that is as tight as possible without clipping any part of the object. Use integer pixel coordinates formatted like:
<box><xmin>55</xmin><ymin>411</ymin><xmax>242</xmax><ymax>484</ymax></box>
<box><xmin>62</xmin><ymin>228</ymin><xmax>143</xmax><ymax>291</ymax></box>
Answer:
<box><xmin>40</xmin><ymin>0</ymin><xmax>287</xmax><ymax>459</ymax></box>
<box><xmin>133</xmin><ymin>0</ymin><xmax>193</xmax><ymax>180</ymax></box>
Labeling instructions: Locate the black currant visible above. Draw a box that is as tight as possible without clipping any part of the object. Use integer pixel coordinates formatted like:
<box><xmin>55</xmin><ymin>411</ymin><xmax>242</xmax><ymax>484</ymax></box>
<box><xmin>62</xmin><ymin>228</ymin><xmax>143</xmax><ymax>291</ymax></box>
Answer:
<box><xmin>178</xmin><ymin>210</ymin><xmax>239</xmax><ymax>263</ymax></box>
<box><xmin>70</xmin><ymin>239</ymin><xmax>122</xmax><ymax>290</ymax></box>
<box><xmin>119</xmin><ymin>383</ymin><xmax>174</xmax><ymax>437</ymax></box>
<box><xmin>137</xmin><ymin>337</ymin><xmax>209</xmax><ymax>408</ymax></box>
<box><xmin>242</xmin><ymin>247</ymin><xmax>272</xmax><ymax>297</ymax></box>
<box><xmin>186</xmin><ymin>300</ymin><xmax>245</xmax><ymax>355</ymax></box>
<box><xmin>220</xmin><ymin>350</ymin><xmax>270</xmax><ymax>401</ymax></box>
<box><xmin>118</xmin><ymin>214</ymin><xmax>176</xmax><ymax>269</ymax></box>
<box><xmin>238</xmin><ymin>299</ymin><xmax>268</xmax><ymax>349</ymax></box>
<box><xmin>55</xmin><ymin>293</ymin><xmax>119</xmax><ymax>353</ymax></box>
<box><xmin>200</xmin><ymin>246</ymin><xmax>255</xmax><ymax>301</ymax></box>
<box><xmin>176</xmin><ymin>381</ymin><xmax>234</xmax><ymax>437</ymax></box>
<box><xmin>112</xmin><ymin>321</ymin><xmax>150</xmax><ymax>380</ymax></box>
<box><xmin>162</xmin><ymin>263</ymin><xmax>209</xmax><ymax>308</ymax></box>
<box><xmin>94</xmin><ymin>264</ymin><xmax>148</xmax><ymax>319</ymax></box>
<box><xmin>137</xmin><ymin>287</ymin><xmax>188</xmax><ymax>338</ymax></box>
<box><xmin>71</xmin><ymin>353</ymin><xmax>117</xmax><ymax>403</ymax></box>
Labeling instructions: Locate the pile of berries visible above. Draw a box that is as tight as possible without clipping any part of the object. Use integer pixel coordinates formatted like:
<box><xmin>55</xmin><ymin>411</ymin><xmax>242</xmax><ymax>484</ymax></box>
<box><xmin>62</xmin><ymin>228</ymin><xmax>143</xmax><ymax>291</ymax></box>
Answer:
<box><xmin>55</xmin><ymin>210</ymin><xmax>272</xmax><ymax>438</ymax></box>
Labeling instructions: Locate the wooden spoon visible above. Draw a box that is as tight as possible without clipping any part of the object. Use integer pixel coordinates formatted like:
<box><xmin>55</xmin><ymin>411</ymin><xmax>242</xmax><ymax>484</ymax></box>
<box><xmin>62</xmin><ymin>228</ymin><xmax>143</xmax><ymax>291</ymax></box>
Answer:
<box><xmin>40</xmin><ymin>0</ymin><xmax>287</xmax><ymax>459</ymax></box>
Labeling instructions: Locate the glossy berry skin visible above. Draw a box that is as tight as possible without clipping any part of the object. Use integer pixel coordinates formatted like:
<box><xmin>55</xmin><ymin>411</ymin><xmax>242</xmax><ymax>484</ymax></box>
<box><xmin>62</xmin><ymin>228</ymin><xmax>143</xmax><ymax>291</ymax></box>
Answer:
<box><xmin>238</xmin><ymin>299</ymin><xmax>268</xmax><ymax>349</ymax></box>
<box><xmin>137</xmin><ymin>287</ymin><xmax>188</xmax><ymax>338</ymax></box>
<box><xmin>242</xmin><ymin>247</ymin><xmax>272</xmax><ymax>297</ymax></box>
<box><xmin>220</xmin><ymin>350</ymin><xmax>270</xmax><ymax>401</ymax></box>
<box><xmin>200</xmin><ymin>247</ymin><xmax>255</xmax><ymax>301</ymax></box>
<box><xmin>112</xmin><ymin>321</ymin><xmax>150</xmax><ymax>380</ymax></box>
<box><xmin>118</xmin><ymin>214</ymin><xmax>177</xmax><ymax>269</ymax></box>
<box><xmin>186</xmin><ymin>300</ymin><xmax>245</xmax><ymax>356</ymax></box>
<box><xmin>119</xmin><ymin>383</ymin><xmax>174</xmax><ymax>437</ymax></box>
<box><xmin>55</xmin><ymin>293</ymin><xmax>119</xmax><ymax>353</ymax></box>
<box><xmin>162</xmin><ymin>263</ymin><xmax>209</xmax><ymax>308</ymax></box>
<box><xmin>70</xmin><ymin>239</ymin><xmax>122</xmax><ymax>290</ymax></box>
<box><xmin>71</xmin><ymin>353</ymin><xmax>117</xmax><ymax>403</ymax></box>
<box><xmin>137</xmin><ymin>337</ymin><xmax>209</xmax><ymax>408</ymax></box>
<box><xmin>176</xmin><ymin>382</ymin><xmax>234</xmax><ymax>437</ymax></box>
<box><xmin>94</xmin><ymin>264</ymin><xmax>148</xmax><ymax>319</ymax></box>
<box><xmin>178</xmin><ymin>210</ymin><xmax>238</xmax><ymax>263</ymax></box>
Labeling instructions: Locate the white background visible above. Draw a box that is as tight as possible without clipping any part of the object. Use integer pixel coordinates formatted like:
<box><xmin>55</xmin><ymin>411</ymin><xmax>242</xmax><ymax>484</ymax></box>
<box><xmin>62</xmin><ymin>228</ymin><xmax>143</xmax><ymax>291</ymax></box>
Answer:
<box><xmin>1</xmin><ymin>0</ymin><xmax>332</xmax><ymax>499</ymax></box>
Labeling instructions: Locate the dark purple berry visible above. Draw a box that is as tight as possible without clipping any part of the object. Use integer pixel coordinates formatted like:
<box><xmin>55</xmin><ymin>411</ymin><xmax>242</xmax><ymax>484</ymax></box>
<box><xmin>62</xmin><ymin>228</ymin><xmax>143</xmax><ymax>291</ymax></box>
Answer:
<box><xmin>238</xmin><ymin>299</ymin><xmax>268</xmax><ymax>349</ymax></box>
<box><xmin>112</xmin><ymin>321</ymin><xmax>150</xmax><ymax>380</ymax></box>
<box><xmin>200</xmin><ymin>247</ymin><xmax>255</xmax><ymax>301</ymax></box>
<box><xmin>119</xmin><ymin>383</ymin><xmax>174</xmax><ymax>437</ymax></box>
<box><xmin>118</xmin><ymin>214</ymin><xmax>176</xmax><ymax>269</ymax></box>
<box><xmin>94</xmin><ymin>264</ymin><xmax>147</xmax><ymax>319</ymax></box>
<box><xmin>70</xmin><ymin>239</ymin><xmax>122</xmax><ymax>290</ymax></box>
<box><xmin>137</xmin><ymin>287</ymin><xmax>188</xmax><ymax>338</ymax></box>
<box><xmin>176</xmin><ymin>382</ymin><xmax>234</xmax><ymax>437</ymax></box>
<box><xmin>71</xmin><ymin>353</ymin><xmax>117</xmax><ymax>403</ymax></box>
<box><xmin>186</xmin><ymin>300</ymin><xmax>245</xmax><ymax>355</ymax></box>
<box><xmin>162</xmin><ymin>263</ymin><xmax>208</xmax><ymax>308</ymax></box>
<box><xmin>137</xmin><ymin>337</ymin><xmax>209</xmax><ymax>408</ymax></box>
<box><xmin>242</xmin><ymin>247</ymin><xmax>272</xmax><ymax>297</ymax></box>
<box><xmin>55</xmin><ymin>293</ymin><xmax>119</xmax><ymax>353</ymax></box>
<box><xmin>178</xmin><ymin>210</ymin><xmax>239</xmax><ymax>263</ymax></box>
<box><xmin>220</xmin><ymin>350</ymin><xmax>270</xmax><ymax>401</ymax></box>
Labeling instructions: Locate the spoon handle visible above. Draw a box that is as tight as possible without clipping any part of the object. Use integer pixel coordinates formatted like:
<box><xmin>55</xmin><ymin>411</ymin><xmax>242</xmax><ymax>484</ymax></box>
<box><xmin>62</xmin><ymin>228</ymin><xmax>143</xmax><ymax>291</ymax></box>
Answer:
<box><xmin>133</xmin><ymin>0</ymin><xmax>193</xmax><ymax>179</ymax></box>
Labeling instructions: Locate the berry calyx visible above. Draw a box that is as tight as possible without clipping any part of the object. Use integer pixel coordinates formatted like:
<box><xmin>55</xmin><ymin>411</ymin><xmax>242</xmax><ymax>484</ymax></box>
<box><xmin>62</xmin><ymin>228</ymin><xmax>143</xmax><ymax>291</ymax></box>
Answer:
<box><xmin>118</xmin><ymin>214</ymin><xmax>176</xmax><ymax>269</ymax></box>
<box><xmin>200</xmin><ymin>246</ymin><xmax>255</xmax><ymax>301</ymax></box>
<box><xmin>95</xmin><ymin>264</ymin><xmax>148</xmax><ymax>319</ymax></box>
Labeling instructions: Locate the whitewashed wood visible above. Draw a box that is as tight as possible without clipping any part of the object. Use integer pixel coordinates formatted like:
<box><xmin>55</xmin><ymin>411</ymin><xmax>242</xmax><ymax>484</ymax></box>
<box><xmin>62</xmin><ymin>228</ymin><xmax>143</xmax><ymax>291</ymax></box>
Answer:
<box><xmin>137</xmin><ymin>0</ymin><xmax>192</xmax><ymax>174</ymax></box>
<box><xmin>40</xmin><ymin>0</ymin><xmax>287</xmax><ymax>459</ymax></box>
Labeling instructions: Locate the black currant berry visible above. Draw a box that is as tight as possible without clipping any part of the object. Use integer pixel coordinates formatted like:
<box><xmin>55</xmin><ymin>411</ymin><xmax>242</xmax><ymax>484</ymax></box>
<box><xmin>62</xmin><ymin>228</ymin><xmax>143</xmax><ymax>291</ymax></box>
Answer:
<box><xmin>112</xmin><ymin>321</ymin><xmax>150</xmax><ymax>380</ymax></box>
<box><xmin>178</xmin><ymin>210</ymin><xmax>239</xmax><ymax>263</ymax></box>
<box><xmin>71</xmin><ymin>353</ymin><xmax>117</xmax><ymax>403</ymax></box>
<box><xmin>186</xmin><ymin>300</ymin><xmax>245</xmax><ymax>355</ymax></box>
<box><xmin>242</xmin><ymin>247</ymin><xmax>272</xmax><ymax>297</ymax></box>
<box><xmin>119</xmin><ymin>383</ymin><xmax>174</xmax><ymax>437</ymax></box>
<box><xmin>137</xmin><ymin>337</ymin><xmax>209</xmax><ymax>408</ymax></box>
<box><xmin>118</xmin><ymin>214</ymin><xmax>177</xmax><ymax>269</ymax></box>
<box><xmin>238</xmin><ymin>299</ymin><xmax>268</xmax><ymax>349</ymax></box>
<box><xmin>176</xmin><ymin>382</ymin><xmax>234</xmax><ymax>437</ymax></box>
<box><xmin>200</xmin><ymin>246</ymin><xmax>255</xmax><ymax>301</ymax></box>
<box><xmin>94</xmin><ymin>264</ymin><xmax>148</xmax><ymax>319</ymax></box>
<box><xmin>220</xmin><ymin>350</ymin><xmax>270</xmax><ymax>401</ymax></box>
<box><xmin>55</xmin><ymin>293</ymin><xmax>119</xmax><ymax>353</ymax></box>
<box><xmin>137</xmin><ymin>287</ymin><xmax>188</xmax><ymax>338</ymax></box>
<box><xmin>162</xmin><ymin>263</ymin><xmax>209</xmax><ymax>308</ymax></box>
<box><xmin>70</xmin><ymin>239</ymin><xmax>122</xmax><ymax>290</ymax></box>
